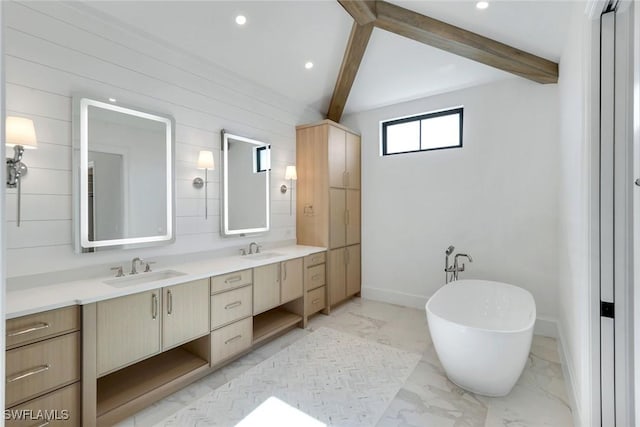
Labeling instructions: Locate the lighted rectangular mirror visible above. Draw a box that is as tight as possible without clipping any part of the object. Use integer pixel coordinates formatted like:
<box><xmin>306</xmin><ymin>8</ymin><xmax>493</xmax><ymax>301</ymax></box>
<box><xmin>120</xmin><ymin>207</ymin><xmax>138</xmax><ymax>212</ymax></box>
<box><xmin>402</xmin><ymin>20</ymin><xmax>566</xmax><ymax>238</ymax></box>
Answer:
<box><xmin>72</xmin><ymin>97</ymin><xmax>175</xmax><ymax>252</ymax></box>
<box><xmin>222</xmin><ymin>130</ymin><xmax>270</xmax><ymax>236</ymax></box>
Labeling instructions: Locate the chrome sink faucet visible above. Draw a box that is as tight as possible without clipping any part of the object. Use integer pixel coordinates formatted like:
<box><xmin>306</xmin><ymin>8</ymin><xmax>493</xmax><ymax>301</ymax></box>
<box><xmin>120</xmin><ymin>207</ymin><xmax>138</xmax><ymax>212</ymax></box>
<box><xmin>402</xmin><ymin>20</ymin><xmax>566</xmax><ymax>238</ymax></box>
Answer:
<box><xmin>130</xmin><ymin>257</ymin><xmax>144</xmax><ymax>275</ymax></box>
<box><xmin>248</xmin><ymin>242</ymin><xmax>261</xmax><ymax>254</ymax></box>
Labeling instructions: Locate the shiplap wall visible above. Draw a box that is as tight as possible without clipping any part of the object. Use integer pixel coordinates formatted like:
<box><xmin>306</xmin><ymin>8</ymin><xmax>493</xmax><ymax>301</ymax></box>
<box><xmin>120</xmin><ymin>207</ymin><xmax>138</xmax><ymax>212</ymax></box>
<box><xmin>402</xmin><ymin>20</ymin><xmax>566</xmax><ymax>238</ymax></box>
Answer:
<box><xmin>5</xmin><ymin>1</ymin><xmax>322</xmax><ymax>278</ymax></box>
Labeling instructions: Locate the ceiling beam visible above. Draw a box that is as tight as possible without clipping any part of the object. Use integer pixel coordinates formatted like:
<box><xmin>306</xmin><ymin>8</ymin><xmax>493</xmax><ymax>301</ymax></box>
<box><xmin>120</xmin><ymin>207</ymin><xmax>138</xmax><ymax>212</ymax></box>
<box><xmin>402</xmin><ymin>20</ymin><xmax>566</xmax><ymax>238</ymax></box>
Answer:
<box><xmin>337</xmin><ymin>0</ymin><xmax>377</xmax><ymax>25</ymax></box>
<box><xmin>373</xmin><ymin>0</ymin><xmax>558</xmax><ymax>84</ymax></box>
<box><xmin>327</xmin><ymin>1</ymin><xmax>560</xmax><ymax>121</ymax></box>
<box><xmin>327</xmin><ymin>21</ymin><xmax>374</xmax><ymax>123</ymax></box>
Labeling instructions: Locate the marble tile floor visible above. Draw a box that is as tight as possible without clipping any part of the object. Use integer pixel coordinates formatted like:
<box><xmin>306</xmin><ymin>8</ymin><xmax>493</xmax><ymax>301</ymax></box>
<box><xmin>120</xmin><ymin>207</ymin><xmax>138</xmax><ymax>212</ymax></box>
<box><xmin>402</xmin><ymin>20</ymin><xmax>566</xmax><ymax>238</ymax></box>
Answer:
<box><xmin>115</xmin><ymin>298</ymin><xmax>573</xmax><ymax>427</ymax></box>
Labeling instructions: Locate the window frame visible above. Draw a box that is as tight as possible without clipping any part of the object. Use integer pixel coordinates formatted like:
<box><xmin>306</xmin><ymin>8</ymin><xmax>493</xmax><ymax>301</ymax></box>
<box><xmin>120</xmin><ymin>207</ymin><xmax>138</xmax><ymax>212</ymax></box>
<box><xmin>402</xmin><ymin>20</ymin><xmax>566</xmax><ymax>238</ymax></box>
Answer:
<box><xmin>381</xmin><ymin>107</ymin><xmax>464</xmax><ymax>156</ymax></box>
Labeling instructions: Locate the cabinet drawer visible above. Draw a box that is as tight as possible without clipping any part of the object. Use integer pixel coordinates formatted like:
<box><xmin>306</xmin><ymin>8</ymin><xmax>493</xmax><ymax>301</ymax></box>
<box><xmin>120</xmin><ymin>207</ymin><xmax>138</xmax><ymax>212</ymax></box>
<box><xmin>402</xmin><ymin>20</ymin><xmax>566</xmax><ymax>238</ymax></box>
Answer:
<box><xmin>6</xmin><ymin>306</ymin><xmax>79</xmax><ymax>350</ymax></box>
<box><xmin>305</xmin><ymin>264</ymin><xmax>325</xmax><ymax>291</ymax></box>
<box><xmin>6</xmin><ymin>382</ymin><xmax>80</xmax><ymax>426</ymax></box>
<box><xmin>305</xmin><ymin>286</ymin><xmax>326</xmax><ymax>316</ymax></box>
<box><xmin>304</xmin><ymin>252</ymin><xmax>326</xmax><ymax>268</ymax></box>
<box><xmin>6</xmin><ymin>332</ymin><xmax>80</xmax><ymax>408</ymax></box>
<box><xmin>211</xmin><ymin>285</ymin><xmax>253</xmax><ymax>330</ymax></box>
<box><xmin>211</xmin><ymin>317</ymin><xmax>252</xmax><ymax>366</ymax></box>
<box><xmin>211</xmin><ymin>269</ymin><xmax>252</xmax><ymax>294</ymax></box>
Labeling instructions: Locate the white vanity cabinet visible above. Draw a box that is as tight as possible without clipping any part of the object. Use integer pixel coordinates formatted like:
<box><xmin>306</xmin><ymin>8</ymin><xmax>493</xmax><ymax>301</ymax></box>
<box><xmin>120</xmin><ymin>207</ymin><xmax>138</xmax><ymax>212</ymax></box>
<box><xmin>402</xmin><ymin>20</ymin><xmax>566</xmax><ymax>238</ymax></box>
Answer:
<box><xmin>96</xmin><ymin>278</ymin><xmax>209</xmax><ymax>376</ymax></box>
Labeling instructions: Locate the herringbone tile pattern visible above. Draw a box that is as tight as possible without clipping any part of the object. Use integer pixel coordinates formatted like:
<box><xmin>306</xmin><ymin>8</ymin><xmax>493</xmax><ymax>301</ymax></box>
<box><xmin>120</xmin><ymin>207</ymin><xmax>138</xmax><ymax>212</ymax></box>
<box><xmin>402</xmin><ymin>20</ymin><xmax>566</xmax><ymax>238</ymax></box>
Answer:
<box><xmin>157</xmin><ymin>327</ymin><xmax>421</xmax><ymax>426</ymax></box>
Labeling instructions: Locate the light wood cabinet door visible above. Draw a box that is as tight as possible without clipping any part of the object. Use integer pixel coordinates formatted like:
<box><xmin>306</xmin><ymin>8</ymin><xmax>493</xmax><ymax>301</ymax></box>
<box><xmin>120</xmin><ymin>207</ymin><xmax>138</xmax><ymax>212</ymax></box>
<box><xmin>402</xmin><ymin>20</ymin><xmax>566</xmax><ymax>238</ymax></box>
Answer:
<box><xmin>328</xmin><ymin>248</ymin><xmax>347</xmax><ymax>305</ymax></box>
<box><xmin>328</xmin><ymin>125</ymin><xmax>346</xmax><ymax>188</ymax></box>
<box><xmin>163</xmin><ymin>279</ymin><xmax>210</xmax><ymax>350</ymax></box>
<box><xmin>345</xmin><ymin>132</ymin><xmax>360</xmax><ymax>189</ymax></box>
<box><xmin>346</xmin><ymin>189</ymin><xmax>360</xmax><ymax>245</ymax></box>
<box><xmin>281</xmin><ymin>258</ymin><xmax>303</xmax><ymax>304</ymax></box>
<box><xmin>97</xmin><ymin>290</ymin><xmax>161</xmax><ymax>376</ymax></box>
<box><xmin>346</xmin><ymin>244</ymin><xmax>362</xmax><ymax>296</ymax></box>
<box><xmin>253</xmin><ymin>264</ymin><xmax>280</xmax><ymax>315</ymax></box>
<box><xmin>329</xmin><ymin>188</ymin><xmax>346</xmax><ymax>248</ymax></box>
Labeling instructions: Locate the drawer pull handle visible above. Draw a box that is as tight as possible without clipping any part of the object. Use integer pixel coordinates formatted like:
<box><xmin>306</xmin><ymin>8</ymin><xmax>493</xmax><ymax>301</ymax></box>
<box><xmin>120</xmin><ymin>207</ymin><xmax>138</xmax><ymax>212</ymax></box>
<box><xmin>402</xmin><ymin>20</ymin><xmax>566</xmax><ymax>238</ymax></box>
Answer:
<box><xmin>225</xmin><ymin>275</ymin><xmax>242</xmax><ymax>284</ymax></box>
<box><xmin>311</xmin><ymin>274</ymin><xmax>322</xmax><ymax>281</ymax></box>
<box><xmin>7</xmin><ymin>364</ymin><xmax>50</xmax><ymax>383</ymax></box>
<box><xmin>7</xmin><ymin>322</ymin><xmax>50</xmax><ymax>337</ymax></box>
<box><xmin>225</xmin><ymin>301</ymin><xmax>242</xmax><ymax>310</ymax></box>
<box><xmin>225</xmin><ymin>334</ymin><xmax>242</xmax><ymax>345</ymax></box>
<box><xmin>312</xmin><ymin>299</ymin><xmax>321</xmax><ymax>304</ymax></box>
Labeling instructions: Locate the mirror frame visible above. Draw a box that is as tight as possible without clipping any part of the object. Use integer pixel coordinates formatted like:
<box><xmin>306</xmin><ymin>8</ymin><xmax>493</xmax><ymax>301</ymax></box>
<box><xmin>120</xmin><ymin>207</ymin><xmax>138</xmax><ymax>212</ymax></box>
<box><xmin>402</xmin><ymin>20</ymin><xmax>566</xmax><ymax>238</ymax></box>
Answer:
<box><xmin>73</xmin><ymin>96</ymin><xmax>175</xmax><ymax>251</ymax></box>
<box><xmin>221</xmin><ymin>130</ymin><xmax>270</xmax><ymax>236</ymax></box>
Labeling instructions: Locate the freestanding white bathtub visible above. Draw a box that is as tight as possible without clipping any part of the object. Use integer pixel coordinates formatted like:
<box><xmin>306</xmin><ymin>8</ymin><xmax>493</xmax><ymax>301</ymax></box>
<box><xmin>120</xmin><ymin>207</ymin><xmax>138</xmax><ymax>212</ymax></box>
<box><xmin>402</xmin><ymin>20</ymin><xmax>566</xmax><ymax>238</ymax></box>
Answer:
<box><xmin>425</xmin><ymin>279</ymin><xmax>536</xmax><ymax>397</ymax></box>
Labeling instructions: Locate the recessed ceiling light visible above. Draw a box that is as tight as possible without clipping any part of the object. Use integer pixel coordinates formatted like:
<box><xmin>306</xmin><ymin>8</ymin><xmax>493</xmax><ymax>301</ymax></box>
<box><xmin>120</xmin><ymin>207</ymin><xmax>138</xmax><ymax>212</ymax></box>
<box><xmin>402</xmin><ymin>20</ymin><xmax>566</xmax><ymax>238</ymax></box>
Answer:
<box><xmin>235</xmin><ymin>15</ymin><xmax>247</xmax><ymax>25</ymax></box>
<box><xmin>304</xmin><ymin>62</ymin><xmax>314</xmax><ymax>70</ymax></box>
<box><xmin>476</xmin><ymin>1</ymin><xmax>489</xmax><ymax>10</ymax></box>
<box><xmin>108</xmin><ymin>98</ymin><xmax>117</xmax><ymax>103</ymax></box>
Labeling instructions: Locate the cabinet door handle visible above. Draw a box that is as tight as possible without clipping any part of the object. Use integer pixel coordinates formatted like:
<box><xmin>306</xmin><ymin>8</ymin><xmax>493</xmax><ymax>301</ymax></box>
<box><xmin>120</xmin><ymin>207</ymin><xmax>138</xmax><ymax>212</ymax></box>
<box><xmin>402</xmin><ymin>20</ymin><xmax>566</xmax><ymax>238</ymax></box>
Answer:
<box><xmin>6</xmin><ymin>364</ymin><xmax>50</xmax><ymax>383</ymax></box>
<box><xmin>225</xmin><ymin>275</ymin><xmax>242</xmax><ymax>284</ymax></box>
<box><xmin>225</xmin><ymin>301</ymin><xmax>242</xmax><ymax>310</ymax></box>
<box><xmin>225</xmin><ymin>334</ymin><xmax>242</xmax><ymax>345</ymax></box>
<box><xmin>167</xmin><ymin>290</ymin><xmax>173</xmax><ymax>315</ymax></box>
<box><xmin>345</xmin><ymin>248</ymin><xmax>350</xmax><ymax>265</ymax></box>
<box><xmin>342</xmin><ymin>171</ymin><xmax>348</xmax><ymax>186</ymax></box>
<box><xmin>346</xmin><ymin>171</ymin><xmax>350</xmax><ymax>187</ymax></box>
<box><xmin>7</xmin><ymin>322</ymin><xmax>50</xmax><ymax>337</ymax></box>
<box><xmin>345</xmin><ymin>209</ymin><xmax>350</xmax><ymax>225</ymax></box>
<box><xmin>152</xmin><ymin>293</ymin><xmax>158</xmax><ymax>319</ymax></box>
<box><xmin>283</xmin><ymin>262</ymin><xmax>287</xmax><ymax>281</ymax></box>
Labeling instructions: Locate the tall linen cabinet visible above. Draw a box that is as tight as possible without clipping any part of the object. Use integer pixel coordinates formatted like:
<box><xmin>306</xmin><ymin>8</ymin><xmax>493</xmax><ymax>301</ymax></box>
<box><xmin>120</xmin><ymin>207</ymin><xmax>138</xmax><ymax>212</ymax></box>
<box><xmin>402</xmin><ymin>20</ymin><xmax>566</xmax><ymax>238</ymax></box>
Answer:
<box><xmin>296</xmin><ymin>120</ymin><xmax>361</xmax><ymax>309</ymax></box>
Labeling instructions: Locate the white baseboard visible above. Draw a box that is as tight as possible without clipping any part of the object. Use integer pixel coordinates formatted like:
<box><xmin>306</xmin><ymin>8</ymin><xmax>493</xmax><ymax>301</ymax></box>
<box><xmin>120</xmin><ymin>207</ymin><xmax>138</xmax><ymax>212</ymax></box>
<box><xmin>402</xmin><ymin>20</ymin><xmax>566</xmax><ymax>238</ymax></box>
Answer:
<box><xmin>534</xmin><ymin>316</ymin><xmax>559</xmax><ymax>338</ymax></box>
<box><xmin>361</xmin><ymin>287</ymin><xmax>428</xmax><ymax>309</ymax></box>
<box><xmin>557</xmin><ymin>324</ymin><xmax>582</xmax><ymax>427</ymax></box>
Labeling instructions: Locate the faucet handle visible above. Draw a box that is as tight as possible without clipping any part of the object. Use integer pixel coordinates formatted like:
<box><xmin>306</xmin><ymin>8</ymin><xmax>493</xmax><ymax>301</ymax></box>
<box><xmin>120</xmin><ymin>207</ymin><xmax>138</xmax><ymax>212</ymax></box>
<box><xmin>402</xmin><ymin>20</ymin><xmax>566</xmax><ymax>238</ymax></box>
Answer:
<box><xmin>144</xmin><ymin>261</ymin><xmax>156</xmax><ymax>273</ymax></box>
<box><xmin>110</xmin><ymin>266</ymin><xmax>124</xmax><ymax>277</ymax></box>
<box><xmin>239</xmin><ymin>249</ymin><xmax>247</xmax><ymax>256</ymax></box>
<box><xmin>256</xmin><ymin>245</ymin><xmax>262</xmax><ymax>253</ymax></box>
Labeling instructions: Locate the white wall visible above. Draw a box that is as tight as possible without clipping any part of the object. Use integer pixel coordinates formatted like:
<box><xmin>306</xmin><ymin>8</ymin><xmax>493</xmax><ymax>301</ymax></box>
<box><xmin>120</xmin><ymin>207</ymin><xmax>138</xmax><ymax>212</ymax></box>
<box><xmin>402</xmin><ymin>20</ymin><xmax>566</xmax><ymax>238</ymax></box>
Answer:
<box><xmin>4</xmin><ymin>2</ymin><xmax>321</xmax><ymax>278</ymax></box>
<box><xmin>342</xmin><ymin>78</ymin><xmax>560</xmax><ymax>320</ymax></box>
<box><xmin>556</xmin><ymin>3</ymin><xmax>597</xmax><ymax>426</ymax></box>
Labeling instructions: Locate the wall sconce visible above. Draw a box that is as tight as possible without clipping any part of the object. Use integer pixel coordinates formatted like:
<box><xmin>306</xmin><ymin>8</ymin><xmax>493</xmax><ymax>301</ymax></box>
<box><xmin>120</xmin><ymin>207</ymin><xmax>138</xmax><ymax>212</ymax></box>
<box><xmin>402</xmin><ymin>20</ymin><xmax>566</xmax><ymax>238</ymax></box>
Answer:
<box><xmin>6</xmin><ymin>116</ymin><xmax>38</xmax><ymax>227</ymax></box>
<box><xmin>193</xmin><ymin>150</ymin><xmax>214</xmax><ymax>219</ymax></box>
<box><xmin>280</xmin><ymin>165</ymin><xmax>297</xmax><ymax>215</ymax></box>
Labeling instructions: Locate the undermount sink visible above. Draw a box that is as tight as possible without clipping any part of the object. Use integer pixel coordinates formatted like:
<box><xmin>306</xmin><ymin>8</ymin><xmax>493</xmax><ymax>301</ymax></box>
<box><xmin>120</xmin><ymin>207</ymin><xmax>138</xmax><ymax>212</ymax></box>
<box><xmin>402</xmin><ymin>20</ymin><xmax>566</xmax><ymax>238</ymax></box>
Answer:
<box><xmin>104</xmin><ymin>269</ymin><xmax>187</xmax><ymax>287</ymax></box>
<box><xmin>243</xmin><ymin>252</ymin><xmax>284</xmax><ymax>261</ymax></box>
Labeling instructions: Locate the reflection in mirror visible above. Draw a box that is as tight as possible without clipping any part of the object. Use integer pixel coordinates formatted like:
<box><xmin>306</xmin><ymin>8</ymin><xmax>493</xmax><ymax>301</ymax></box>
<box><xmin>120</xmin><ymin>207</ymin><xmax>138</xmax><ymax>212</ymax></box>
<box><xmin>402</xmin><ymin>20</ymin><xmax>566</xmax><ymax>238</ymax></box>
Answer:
<box><xmin>73</xmin><ymin>97</ymin><xmax>174</xmax><ymax>252</ymax></box>
<box><xmin>222</xmin><ymin>131</ymin><xmax>270</xmax><ymax>236</ymax></box>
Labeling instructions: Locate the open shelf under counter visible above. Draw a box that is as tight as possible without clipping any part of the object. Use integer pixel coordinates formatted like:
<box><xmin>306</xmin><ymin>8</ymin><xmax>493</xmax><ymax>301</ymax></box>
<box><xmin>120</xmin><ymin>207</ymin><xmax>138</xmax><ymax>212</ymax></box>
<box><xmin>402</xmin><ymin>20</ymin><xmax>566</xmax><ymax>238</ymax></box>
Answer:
<box><xmin>253</xmin><ymin>308</ymin><xmax>303</xmax><ymax>345</ymax></box>
<box><xmin>96</xmin><ymin>346</ymin><xmax>209</xmax><ymax>426</ymax></box>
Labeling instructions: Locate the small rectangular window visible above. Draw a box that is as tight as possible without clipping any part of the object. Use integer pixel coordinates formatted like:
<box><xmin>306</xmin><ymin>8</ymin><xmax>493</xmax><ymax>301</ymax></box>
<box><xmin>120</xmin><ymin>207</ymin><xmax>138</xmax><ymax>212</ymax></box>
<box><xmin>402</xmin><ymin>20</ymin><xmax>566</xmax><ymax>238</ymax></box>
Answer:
<box><xmin>381</xmin><ymin>107</ymin><xmax>463</xmax><ymax>156</ymax></box>
<box><xmin>254</xmin><ymin>145</ymin><xmax>270</xmax><ymax>173</ymax></box>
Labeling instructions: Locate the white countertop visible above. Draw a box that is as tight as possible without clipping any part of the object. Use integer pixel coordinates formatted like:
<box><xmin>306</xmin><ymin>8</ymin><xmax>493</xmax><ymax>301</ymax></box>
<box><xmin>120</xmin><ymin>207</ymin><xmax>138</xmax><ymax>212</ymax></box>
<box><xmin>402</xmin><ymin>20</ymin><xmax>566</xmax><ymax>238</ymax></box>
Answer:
<box><xmin>6</xmin><ymin>245</ymin><xmax>326</xmax><ymax>319</ymax></box>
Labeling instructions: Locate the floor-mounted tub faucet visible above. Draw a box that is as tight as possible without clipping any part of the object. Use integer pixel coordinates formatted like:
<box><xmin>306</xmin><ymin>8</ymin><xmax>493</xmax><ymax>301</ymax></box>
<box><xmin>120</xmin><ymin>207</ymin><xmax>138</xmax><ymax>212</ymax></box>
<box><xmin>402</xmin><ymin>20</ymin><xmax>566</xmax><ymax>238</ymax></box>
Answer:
<box><xmin>453</xmin><ymin>253</ymin><xmax>473</xmax><ymax>281</ymax></box>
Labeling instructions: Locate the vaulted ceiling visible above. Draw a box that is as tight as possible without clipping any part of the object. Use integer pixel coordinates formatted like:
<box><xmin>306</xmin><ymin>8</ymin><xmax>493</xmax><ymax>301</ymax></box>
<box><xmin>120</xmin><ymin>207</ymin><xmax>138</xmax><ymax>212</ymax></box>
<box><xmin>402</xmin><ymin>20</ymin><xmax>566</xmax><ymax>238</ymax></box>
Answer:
<box><xmin>76</xmin><ymin>1</ymin><xmax>574</xmax><ymax>117</ymax></box>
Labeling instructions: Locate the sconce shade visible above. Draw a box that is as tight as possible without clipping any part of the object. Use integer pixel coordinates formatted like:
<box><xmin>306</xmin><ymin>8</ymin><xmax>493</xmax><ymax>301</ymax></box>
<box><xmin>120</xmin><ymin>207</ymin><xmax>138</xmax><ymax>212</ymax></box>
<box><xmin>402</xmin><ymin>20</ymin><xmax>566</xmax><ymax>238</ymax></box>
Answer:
<box><xmin>6</xmin><ymin>116</ymin><xmax>37</xmax><ymax>149</ymax></box>
<box><xmin>285</xmin><ymin>165</ymin><xmax>297</xmax><ymax>181</ymax></box>
<box><xmin>197</xmin><ymin>150</ymin><xmax>214</xmax><ymax>169</ymax></box>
